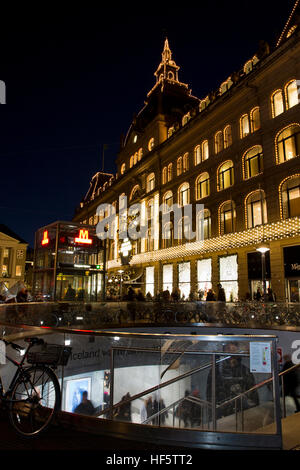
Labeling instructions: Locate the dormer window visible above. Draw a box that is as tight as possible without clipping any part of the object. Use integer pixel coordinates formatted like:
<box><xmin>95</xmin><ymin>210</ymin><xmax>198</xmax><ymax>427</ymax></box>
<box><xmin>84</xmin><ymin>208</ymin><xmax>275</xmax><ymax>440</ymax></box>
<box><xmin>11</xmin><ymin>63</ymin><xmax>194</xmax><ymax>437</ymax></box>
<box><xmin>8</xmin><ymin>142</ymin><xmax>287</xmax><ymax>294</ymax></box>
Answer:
<box><xmin>120</xmin><ymin>163</ymin><xmax>126</xmax><ymax>175</ymax></box>
<box><xmin>148</xmin><ymin>138</ymin><xmax>155</xmax><ymax>151</ymax></box>
<box><xmin>182</xmin><ymin>113</ymin><xmax>191</xmax><ymax>126</ymax></box>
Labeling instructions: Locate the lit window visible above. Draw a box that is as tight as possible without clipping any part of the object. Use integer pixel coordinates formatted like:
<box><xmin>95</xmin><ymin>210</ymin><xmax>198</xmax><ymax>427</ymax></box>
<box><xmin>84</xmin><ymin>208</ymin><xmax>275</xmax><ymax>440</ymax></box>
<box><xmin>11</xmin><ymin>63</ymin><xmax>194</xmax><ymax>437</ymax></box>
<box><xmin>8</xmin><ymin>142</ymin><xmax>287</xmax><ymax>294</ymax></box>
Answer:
<box><xmin>133</xmin><ymin>135</ymin><xmax>138</xmax><ymax>143</ymax></box>
<box><xmin>148</xmin><ymin>138</ymin><xmax>155</xmax><ymax>151</ymax></box>
<box><xmin>183</xmin><ymin>153</ymin><xmax>189</xmax><ymax>172</ymax></box>
<box><xmin>162</xmin><ymin>264</ymin><xmax>173</xmax><ymax>292</ymax></box>
<box><xmin>16</xmin><ymin>265</ymin><xmax>22</xmax><ymax>277</ymax></box>
<box><xmin>133</xmin><ymin>152</ymin><xmax>138</xmax><ymax>165</ymax></box>
<box><xmin>285</xmin><ymin>80</ymin><xmax>299</xmax><ymax>109</ymax></box>
<box><xmin>162</xmin><ymin>222</ymin><xmax>173</xmax><ymax>249</ymax></box>
<box><xmin>243</xmin><ymin>145</ymin><xmax>263</xmax><ymax>179</ymax></box>
<box><xmin>219</xmin><ymin>254</ymin><xmax>238</xmax><ymax>301</ymax></box>
<box><xmin>162</xmin><ymin>167</ymin><xmax>167</xmax><ymax>185</ymax></box>
<box><xmin>215</xmin><ymin>131</ymin><xmax>223</xmax><ymax>154</ymax></box>
<box><xmin>197</xmin><ymin>258</ymin><xmax>212</xmax><ymax>294</ymax></box>
<box><xmin>162</xmin><ymin>191</ymin><xmax>173</xmax><ymax>213</ymax></box>
<box><xmin>195</xmin><ymin>172</ymin><xmax>210</xmax><ymax>200</ymax></box>
<box><xmin>178</xmin><ymin>262</ymin><xmax>191</xmax><ymax>299</ymax></box>
<box><xmin>167</xmin><ymin>126</ymin><xmax>175</xmax><ymax>138</ymax></box>
<box><xmin>146</xmin><ymin>228</ymin><xmax>154</xmax><ymax>252</ymax></box>
<box><xmin>178</xmin><ymin>182</ymin><xmax>190</xmax><ymax>206</ymax></box>
<box><xmin>276</xmin><ymin>124</ymin><xmax>300</xmax><ymax>163</ymax></box>
<box><xmin>218</xmin><ymin>161</ymin><xmax>234</xmax><ymax>191</ymax></box>
<box><xmin>199</xmin><ymin>96</ymin><xmax>210</xmax><ymax>112</ymax></box>
<box><xmin>250</xmin><ymin>107</ymin><xmax>260</xmax><ymax>133</ymax></box>
<box><xmin>245</xmin><ymin>190</ymin><xmax>267</xmax><ymax>228</ymax></box>
<box><xmin>271</xmin><ymin>90</ymin><xmax>284</xmax><ymax>117</ymax></box>
<box><xmin>177</xmin><ymin>157</ymin><xmax>182</xmax><ymax>176</ymax></box>
<box><xmin>219</xmin><ymin>201</ymin><xmax>236</xmax><ymax>235</ymax></box>
<box><xmin>145</xmin><ymin>266</ymin><xmax>155</xmax><ymax>296</ymax></box>
<box><xmin>240</xmin><ymin>114</ymin><xmax>250</xmax><ymax>138</ymax></box>
<box><xmin>224</xmin><ymin>125</ymin><xmax>232</xmax><ymax>149</ymax></box>
<box><xmin>194</xmin><ymin>145</ymin><xmax>201</xmax><ymax>165</ymax></box>
<box><xmin>130</xmin><ymin>156</ymin><xmax>134</xmax><ymax>168</ymax></box>
<box><xmin>182</xmin><ymin>113</ymin><xmax>190</xmax><ymax>126</ymax></box>
<box><xmin>202</xmin><ymin>140</ymin><xmax>209</xmax><ymax>160</ymax></box>
<box><xmin>146</xmin><ymin>173</ymin><xmax>155</xmax><ymax>192</ymax></box>
<box><xmin>177</xmin><ymin>216</ymin><xmax>192</xmax><ymax>244</ymax></box>
<box><xmin>196</xmin><ymin>208</ymin><xmax>211</xmax><ymax>240</ymax></box>
<box><xmin>167</xmin><ymin>163</ymin><xmax>173</xmax><ymax>182</ymax></box>
<box><xmin>120</xmin><ymin>163</ymin><xmax>126</xmax><ymax>175</ymax></box>
<box><xmin>130</xmin><ymin>185</ymin><xmax>140</xmax><ymax>201</ymax></box>
<box><xmin>280</xmin><ymin>175</ymin><xmax>300</xmax><ymax>219</ymax></box>
<box><xmin>138</xmin><ymin>148</ymin><xmax>143</xmax><ymax>161</ymax></box>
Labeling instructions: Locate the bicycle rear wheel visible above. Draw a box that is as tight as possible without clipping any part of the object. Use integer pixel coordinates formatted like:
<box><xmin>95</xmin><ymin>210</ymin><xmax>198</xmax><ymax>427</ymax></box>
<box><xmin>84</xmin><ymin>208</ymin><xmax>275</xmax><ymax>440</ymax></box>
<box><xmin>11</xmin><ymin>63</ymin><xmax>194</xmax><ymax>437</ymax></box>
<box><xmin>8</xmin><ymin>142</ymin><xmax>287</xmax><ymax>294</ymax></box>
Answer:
<box><xmin>9</xmin><ymin>365</ymin><xmax>61</xmax><ymax>437</ymax></box>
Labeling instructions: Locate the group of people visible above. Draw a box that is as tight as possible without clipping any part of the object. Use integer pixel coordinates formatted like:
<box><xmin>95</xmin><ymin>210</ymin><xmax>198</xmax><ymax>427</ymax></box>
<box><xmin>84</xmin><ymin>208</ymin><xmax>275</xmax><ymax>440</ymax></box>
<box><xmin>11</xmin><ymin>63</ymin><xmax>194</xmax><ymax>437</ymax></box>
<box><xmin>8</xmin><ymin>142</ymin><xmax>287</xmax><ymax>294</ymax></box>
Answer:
<box><xmin>140</xmin><ymin>395</ymin><xmax>168</xmax><ymax>425</ymax></box>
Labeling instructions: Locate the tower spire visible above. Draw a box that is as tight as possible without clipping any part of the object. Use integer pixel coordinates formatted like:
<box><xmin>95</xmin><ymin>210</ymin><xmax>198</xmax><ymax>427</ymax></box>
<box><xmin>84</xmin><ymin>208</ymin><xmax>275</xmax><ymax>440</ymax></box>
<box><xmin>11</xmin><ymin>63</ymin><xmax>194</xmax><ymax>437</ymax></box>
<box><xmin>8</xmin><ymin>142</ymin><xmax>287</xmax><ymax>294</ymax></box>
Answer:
<box><xmin>154</xmin><ymin>38</ymin><xmax>180</xmax><ymax>84</ymax></box>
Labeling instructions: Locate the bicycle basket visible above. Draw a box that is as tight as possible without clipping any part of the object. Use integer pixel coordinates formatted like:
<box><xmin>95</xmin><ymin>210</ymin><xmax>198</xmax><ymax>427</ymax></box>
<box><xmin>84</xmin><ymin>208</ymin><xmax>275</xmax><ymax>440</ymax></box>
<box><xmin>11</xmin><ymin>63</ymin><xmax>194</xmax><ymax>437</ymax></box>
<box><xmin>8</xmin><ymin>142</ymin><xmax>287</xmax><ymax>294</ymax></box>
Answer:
<box><xmin>26</xmin><ymin>343</ymin><xmax>72</xmax><ymax>366</ymax></box>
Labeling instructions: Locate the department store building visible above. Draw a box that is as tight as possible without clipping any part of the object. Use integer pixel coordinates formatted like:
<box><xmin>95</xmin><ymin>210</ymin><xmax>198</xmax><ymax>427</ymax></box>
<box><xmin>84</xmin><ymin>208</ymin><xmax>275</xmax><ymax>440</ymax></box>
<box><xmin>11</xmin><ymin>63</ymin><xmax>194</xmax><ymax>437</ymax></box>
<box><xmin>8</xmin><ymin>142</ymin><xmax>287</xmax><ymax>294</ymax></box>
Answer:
<box><xmin>73</xmin><ymin>4</ymin><xmax>300</xmax><ymax>303</ymax></box>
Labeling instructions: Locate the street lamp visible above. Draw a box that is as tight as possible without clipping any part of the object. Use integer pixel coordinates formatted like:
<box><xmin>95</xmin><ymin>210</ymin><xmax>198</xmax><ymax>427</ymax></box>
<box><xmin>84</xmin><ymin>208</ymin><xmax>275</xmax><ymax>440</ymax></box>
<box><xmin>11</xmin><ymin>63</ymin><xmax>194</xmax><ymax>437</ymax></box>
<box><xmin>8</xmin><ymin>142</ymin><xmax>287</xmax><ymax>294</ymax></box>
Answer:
<box><xmin>256</xmin><ymin>242</ymin><xmax>270</xmax><ymax>300</ymax></box>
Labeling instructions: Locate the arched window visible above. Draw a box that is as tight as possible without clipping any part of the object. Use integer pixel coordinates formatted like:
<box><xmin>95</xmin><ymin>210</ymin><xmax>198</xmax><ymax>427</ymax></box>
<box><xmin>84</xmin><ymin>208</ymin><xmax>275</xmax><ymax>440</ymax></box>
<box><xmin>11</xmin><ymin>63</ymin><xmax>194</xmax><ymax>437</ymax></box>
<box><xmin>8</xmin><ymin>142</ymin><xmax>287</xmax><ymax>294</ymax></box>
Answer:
<box><xmin>162</xmin><ymin>167</ymin><xmax>167</xmax><ymax>185</ymax></box>
<box><xmin>147</xmin><ymin>198</ymin><xmax>154</xmax><ymax>225</ymax></box>
<box><xmin>245</xmin><ymin>190</ymin><xmax>267</xmax><ymax>228</ymax></box>
<box><xmin>195</xmin><ymin>172</ymin><xmax>210</xmax><ymax>200</ymax></box>
<box><xmin>177</xmin><ymin>157</ymin><xmax>183</xmax><ymax>176</ymax></box>
<box><xmin>133</xmin><ymin>152</ymin><xmax>138</xmax><ymax>165</ymax></box>
<box><xmin>146</xmin><ymin>173</ymin><xmax>155</xmax><ymax>192</ymax></box>
<box><xmin>167</xmin><ymin>126</ymin><xmax>175</xmax><ymax>138</ymax></box>
<box><xmin>202</xmin><ymin>140</ymin><xmax>209</xmax><ymax>160</ymax></box>
<box><xmin>148</xmin><ymin>138</ymin><xmax>155</xmax><ymax>151</ymax></box>
<box><xmin>182</xmin><ymin>113</ymin><xmax>191</xmax><ymax>126</ymax></box>
<box><xmin>167</xmin><ymin>163</ymin><xmax>173</xmax><ymax>182</ymax></box>
<box><xmin>215</xmin><ymin>131</ymin><xmax>223</xmax><ymax>154</ymax></box>
<box><xmin>146</xmin><ymin>228</ymin><xmax>154</xmax><ymax>252</ymax></box>
<box><xmin>177</xmin><ymin>216</ymin><xmax>192</xmax><ymax>244</ymax></box>
<box><xmin>271</xmin><ymin>90</ymin><xmax>284</xmax><ymax>117</ymax></box>
<box><xmin>224</xmin><ymin>125</ymin><xmax>232</xmax><ymax>149</ymax></box>
<box><xmin>276</xmin><ymin>124</ymin><xmax>300</xmax><ymax>163</ymax></box>
<box><xmin>130</xmin><ymin>156</ymin><xmax>134</xmax><ymax>168</ymax></box>
<box><xmin>217</xmin><ymin>161</ymin><xmax>234</xmax><ymax>191</ymax></box>
<box><xmin>243</xmin><ymin>145</ymin><xmax>263</xmax><ymax>179</ymax></box>
<box><xmin>194</xmin><ymin>145</ymin><xmax>201</xmax><ymax>165</ymax></box>
<box><xmin>162</xmin><ymin>191</ymin><xmax>173</xmax><ymax>212</ymax></box>
<box><xmin>130</xmin><ymin>185</ymin><xmax>140</xmax><ymax>201</ymax></box>
<box><xmin>240</xmin><ymin>114</ymin><xmax>250</xmax><ymax>138</ymax></box>
<box><xmin>199</xmin><ymin>96</ymin><xmax>210</xmax><ymax>112</ymax></box>
<box><xmin>120</xmin><ymin>163</ymin><xmax>126</xmax><ymax>175</ymax></box>
<box><xmin>280</xmin><ymin>175</ymin><xmax>300</xmax><ymax>219</ymax></box>
<box><xmin>250</xmin><ymin>107</ymin><xmax>261</xmax><ymax>133</ymax></box>
<box><xmin>162</xmin><ymin>222</ymin><xmax>174</xmax><ymax>249</ymax></box>
<box><xmin>138</xmin><ymin>148</ymin><xmax>143</xmax><ymax>161</ymax></box>
<box><xmin>219</xmin><ymin>201</ymin><xmax>236</xmax><ymax>235</ymax></box>
<box><xmin>183</xmin><ymin>152</ymin><xmax>189</xmax><ymax>172</ymax></box>
<box><xmin>178</xmin><ymin>182</ymin><xmax>190</xmax><ymax>206</ymax></box>
<box><xmin>285</xmin><ymin>79</ymin><xmax>299</xmax><ymax>110</ymax></box>
<box><xmin>196</xmin><ymin>208</ymin><xmax>211</xmax><ymax>240</ymax></box>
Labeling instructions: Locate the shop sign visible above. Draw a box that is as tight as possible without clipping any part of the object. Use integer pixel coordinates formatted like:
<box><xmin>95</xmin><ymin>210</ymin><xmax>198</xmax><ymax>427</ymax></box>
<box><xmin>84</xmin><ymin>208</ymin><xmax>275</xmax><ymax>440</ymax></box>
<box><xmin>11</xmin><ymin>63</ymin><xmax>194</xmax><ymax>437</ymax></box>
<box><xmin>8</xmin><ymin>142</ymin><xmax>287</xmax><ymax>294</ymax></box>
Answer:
<box><xmin>41</xmin><ymin>230</ymin><xmax>49</xmax><ymax>246</ymax></box>
<box><xmin>284</xmin><ymin>246</ymin><xmax>300</xmax><ymax>277</ymax></box>
<box><xmin>75</xmin><ymin>229</ymin><xmax>92</xmax><ymax>245</ymax></box>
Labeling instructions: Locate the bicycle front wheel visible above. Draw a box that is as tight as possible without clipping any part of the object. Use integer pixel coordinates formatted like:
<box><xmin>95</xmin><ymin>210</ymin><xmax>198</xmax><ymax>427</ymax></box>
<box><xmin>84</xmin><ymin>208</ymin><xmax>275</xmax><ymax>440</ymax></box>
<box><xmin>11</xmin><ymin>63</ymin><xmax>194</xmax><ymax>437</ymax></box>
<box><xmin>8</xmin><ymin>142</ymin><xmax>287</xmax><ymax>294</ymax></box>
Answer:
<box><xmin>9</xmin><ymin>365</ymin><xmax>61</xmax><ymax>437</ymax></box>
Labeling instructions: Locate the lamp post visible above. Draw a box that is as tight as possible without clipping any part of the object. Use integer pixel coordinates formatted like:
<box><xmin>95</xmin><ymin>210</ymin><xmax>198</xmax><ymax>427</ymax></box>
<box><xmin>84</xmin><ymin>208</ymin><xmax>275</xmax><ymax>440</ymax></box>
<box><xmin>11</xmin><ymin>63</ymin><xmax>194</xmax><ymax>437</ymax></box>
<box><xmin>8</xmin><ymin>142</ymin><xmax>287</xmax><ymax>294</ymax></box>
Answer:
<box><xmin>256</xmin><ymin>242</ymin><xmax>270</xmax><ymax>300</ymax></box>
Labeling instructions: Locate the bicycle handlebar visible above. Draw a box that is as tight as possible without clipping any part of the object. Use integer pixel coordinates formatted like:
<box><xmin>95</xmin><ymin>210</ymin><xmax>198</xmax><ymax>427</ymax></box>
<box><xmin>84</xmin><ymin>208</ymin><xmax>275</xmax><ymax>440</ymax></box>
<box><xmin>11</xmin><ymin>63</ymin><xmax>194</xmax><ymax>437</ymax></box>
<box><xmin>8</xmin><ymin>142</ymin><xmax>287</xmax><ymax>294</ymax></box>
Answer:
<box><xmin>1</xmin><ymin>337</ymin><xmax>45</xmax><ymax>353</ymax></box>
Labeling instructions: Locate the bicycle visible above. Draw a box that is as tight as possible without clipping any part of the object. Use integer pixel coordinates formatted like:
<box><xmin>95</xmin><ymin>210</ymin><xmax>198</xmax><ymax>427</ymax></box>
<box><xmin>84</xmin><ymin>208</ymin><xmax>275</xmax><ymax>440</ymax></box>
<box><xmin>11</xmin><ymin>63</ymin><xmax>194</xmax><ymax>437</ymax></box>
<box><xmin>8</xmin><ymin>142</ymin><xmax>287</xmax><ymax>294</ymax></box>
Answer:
<box><xmin>0</xmin><ymin>336</ymin><xmax>71</xmax><ymax>437</ymax></box>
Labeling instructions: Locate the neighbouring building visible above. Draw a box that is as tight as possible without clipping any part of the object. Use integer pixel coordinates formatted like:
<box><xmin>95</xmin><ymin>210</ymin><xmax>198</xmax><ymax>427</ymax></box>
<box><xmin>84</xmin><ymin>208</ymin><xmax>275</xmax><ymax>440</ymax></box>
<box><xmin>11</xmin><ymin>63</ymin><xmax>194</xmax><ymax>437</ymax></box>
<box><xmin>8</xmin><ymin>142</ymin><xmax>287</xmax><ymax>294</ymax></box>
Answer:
<box><xmin>0</xmin><ymin>224</ymin><xmax>28</xmax><ymax>290</ymax></box>
<box><xmin>73</xmin><ymin>3</ymin><xmax>300</xmax><ymax>302</ymax></box>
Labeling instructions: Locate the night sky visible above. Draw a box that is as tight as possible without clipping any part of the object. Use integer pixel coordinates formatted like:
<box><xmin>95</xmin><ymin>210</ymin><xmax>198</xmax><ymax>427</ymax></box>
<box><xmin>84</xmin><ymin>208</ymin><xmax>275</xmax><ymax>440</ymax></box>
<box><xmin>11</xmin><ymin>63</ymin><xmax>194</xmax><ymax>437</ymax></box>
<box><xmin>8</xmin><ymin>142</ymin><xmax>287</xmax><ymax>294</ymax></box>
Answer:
<box><xmin>0</xmin><ymin>1</ymin><xmax>296</xmax><ymax>247</ymax></box>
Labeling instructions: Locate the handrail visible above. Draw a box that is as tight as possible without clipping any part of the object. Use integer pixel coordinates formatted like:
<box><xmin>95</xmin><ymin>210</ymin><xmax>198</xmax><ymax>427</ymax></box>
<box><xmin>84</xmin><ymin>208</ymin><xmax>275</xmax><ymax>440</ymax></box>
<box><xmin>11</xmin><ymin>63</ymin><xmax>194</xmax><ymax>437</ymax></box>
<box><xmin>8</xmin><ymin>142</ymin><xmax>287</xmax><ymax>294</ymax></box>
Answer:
<box><xmin>96</xmin><ymin>356</ymin><xmax>231</xmax><ymax>418</ymax></box>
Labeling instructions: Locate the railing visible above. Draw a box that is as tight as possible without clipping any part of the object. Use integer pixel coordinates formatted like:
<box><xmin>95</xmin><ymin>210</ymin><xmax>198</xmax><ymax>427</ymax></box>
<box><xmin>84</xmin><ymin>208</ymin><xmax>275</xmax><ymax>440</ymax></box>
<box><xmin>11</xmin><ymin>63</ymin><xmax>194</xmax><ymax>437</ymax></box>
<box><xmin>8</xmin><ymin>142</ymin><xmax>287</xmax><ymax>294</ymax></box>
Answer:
<box><xmin>0</xmin><ymin>322</ymin><xmax>289</xmax><ymax>449</ymax></box>
<box><xmin>0</xmin><ymin>300</ymin><xmax>300</xmax><ymax>329</ymax></box>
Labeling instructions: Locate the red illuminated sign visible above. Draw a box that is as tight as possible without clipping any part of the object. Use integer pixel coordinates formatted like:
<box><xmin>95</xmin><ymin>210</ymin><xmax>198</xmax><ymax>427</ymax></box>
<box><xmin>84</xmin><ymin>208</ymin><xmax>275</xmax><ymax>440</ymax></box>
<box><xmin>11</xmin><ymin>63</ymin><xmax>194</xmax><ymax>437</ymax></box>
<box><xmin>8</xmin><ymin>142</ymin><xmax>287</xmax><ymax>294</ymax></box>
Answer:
<box><xmin>41</xmin><ymin>230</ymin><xmax>49</xmax><ymax>246</ymax></box>
<box><xmin>75</xmin><ymin>229</ymin><xmax>92</xmax><ymax>244</ymax></box>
